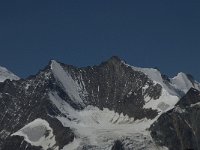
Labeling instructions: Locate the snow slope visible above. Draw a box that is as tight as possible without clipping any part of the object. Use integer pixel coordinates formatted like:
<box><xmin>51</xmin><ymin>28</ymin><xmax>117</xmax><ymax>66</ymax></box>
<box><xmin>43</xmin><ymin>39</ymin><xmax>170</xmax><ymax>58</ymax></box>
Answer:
<box><xmin>51</xmin><ymin>60</ymin><xmax>86</xmax><ymax>106</ymax></box>
<box><xmin>49</xmin><ymin>92</ymin><xmax>166</xmax><ymax>150</ymax></box>
<box><xmin>0</xmin><ymin>66</ymin><xmax>19</xmax><ymax>82</ymax></box>
<box><xmin>171</xmin><ymin>72</ymin><xmax>200</xmax><ymax>93</ymax></box>
<box><xmin>125</xmin><ymin>62</ymin><xmax>200</xmax><ymax>113</ymax></box>
<box><xmin>12</xmin><ymin>118</ymin><xmax>58</xmax><ymax>150</ymax></box>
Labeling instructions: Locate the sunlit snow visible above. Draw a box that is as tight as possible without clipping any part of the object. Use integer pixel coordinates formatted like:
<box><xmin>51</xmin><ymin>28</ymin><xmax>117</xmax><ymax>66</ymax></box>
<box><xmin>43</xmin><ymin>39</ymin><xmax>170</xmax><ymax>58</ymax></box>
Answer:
<box><xmin>12</xmin><ymin>118</ymin><xmax>58</xmax><ymax>150</ymax></box>
<box><xmin>0</xmin><ymin>66</ymin><xmax>19</xmax><ymax>82</ymax></box>
<box><xmin>49</xmin><ymin>92</ymin><xmax>166</xmax><ymax>150</ymax></box>
<box><xmin>51</xmin><ymin>60</ymin><xmax>86</xmax><ymax>106</ymax></box>
<box><xmin>171</xmin><ymin>72</ymin><xmax>200</xmax><ymax>93</ymax></box>
<box><xmin>124</xmin><ymin>62</ymin><xmax>200</xmax><ymax>114</ymax></box>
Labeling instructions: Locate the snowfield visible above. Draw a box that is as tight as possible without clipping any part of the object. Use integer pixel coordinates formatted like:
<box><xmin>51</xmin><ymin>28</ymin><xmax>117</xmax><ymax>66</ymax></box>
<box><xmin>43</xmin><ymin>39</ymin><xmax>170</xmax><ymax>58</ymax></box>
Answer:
<box><xmin>12</xmin><ymin>118</ymin><xmax>58</xmax><ymax>150</ymax></box>
<box><xmin>50</xmin><ymin>92</ymin><xmax>167</xmax><ymax>150</ymax></box>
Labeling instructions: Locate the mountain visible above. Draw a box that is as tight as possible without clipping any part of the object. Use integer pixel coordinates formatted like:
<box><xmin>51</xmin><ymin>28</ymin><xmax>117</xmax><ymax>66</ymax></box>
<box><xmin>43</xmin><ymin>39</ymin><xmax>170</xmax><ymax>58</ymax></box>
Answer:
<box><xmin>0</xmin><ymin>66</ymin><xmax>19</xmax><ymax>82</ymax></box>
<box><xmin>0</xmin><ymin>56</ymin><xmax>200</xmax><ymax>150</ymax></box>
<box><xmin>150</xmin><ymin>88</ymin><xmax>200</xmax><ymax>150</ymax></box>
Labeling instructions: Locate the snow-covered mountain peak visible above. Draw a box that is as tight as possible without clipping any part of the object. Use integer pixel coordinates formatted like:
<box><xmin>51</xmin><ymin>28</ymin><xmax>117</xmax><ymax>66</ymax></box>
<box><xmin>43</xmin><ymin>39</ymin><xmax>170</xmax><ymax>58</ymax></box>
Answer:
<box><xmin>120</xmin><ymin>61</ymin><xmax>200</xmax><ymax>114</ymax></box>
<box><xmin>49</xmin><ymin>58</ymin><xmax>200</xmax><ymax>116</ymax></box>
<box><xmin>171</xmin><ymin>72</ymin><xmax>200</xmax><ymax>93</ymax></box>
<box><xmin>122</xmin><ymin>61</ymin><xmax>200</xmax><ymax>95</ymax></box>
<box><xmin>0</xmin><ymin>66</ymin><xmax>19</xmax><ymax>82</ymax></box>
<box><xmin>1</xmin><ymin>57</ymin><xmax>200</xmax><ymax>150</ymax></box>
<box><xmin>173</xmin><ymin>72</ymin><xmax>192</xmax><ymax>83</ymax></box>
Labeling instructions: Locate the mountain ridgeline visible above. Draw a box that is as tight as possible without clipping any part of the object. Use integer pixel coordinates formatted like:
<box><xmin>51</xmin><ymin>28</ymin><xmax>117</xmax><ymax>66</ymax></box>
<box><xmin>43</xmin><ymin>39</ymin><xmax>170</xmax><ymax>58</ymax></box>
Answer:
<box><xmin>0</xmin><ymin>56</ymin><xmax>200</xmax><ymax>150</ymax></box>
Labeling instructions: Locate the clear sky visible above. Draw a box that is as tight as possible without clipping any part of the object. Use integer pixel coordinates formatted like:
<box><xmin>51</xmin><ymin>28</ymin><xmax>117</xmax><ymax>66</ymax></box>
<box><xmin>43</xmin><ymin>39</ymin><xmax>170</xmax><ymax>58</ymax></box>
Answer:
<box><xmin>0</xmin><ymin>0</ymin><xmax>200</xmax><ymax>80</ymax></box>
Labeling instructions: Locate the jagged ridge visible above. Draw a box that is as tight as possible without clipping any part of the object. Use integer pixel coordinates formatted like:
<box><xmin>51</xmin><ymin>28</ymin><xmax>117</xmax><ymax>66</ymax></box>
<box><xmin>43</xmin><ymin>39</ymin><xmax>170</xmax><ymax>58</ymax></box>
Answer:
<box><xmin>0</xmin><ymin>56</ymin><xmax>200</xmax><ymax>150</ymax></box>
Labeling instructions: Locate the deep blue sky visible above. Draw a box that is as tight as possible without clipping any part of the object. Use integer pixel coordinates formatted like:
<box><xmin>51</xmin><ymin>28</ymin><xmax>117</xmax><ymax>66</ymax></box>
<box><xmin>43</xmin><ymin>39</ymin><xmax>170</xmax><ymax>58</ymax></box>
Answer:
<box><xmin>0</xmin><ymin>0</ymin><xmax>200</xmax><ymax>80</ymax></box>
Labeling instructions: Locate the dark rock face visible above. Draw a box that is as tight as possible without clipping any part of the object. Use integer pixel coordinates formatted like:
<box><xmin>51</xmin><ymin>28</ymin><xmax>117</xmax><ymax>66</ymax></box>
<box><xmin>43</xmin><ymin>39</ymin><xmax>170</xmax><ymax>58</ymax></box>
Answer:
<box><xmin>0</xmin><ymin>56</ymin><xmax>163</xmax><ymax>149</ymax></box>
<box><xmin>111</xmin><ymin>140</ymin><xmax>124</xmax><ymax>150</ymax></box>
<box><xmin>2</xmin><ymin>136</ymin><xmax>42</xmax><ymax>150</ymax></box>
<box><xmin>62</xmin><ymin>56</ymin><xmax>162</xmax><ymax>119</ymax></box>
<box><xmin>150</xmin><ymin>88</ymin><xmax>200</xmax><ymax>150</ymax></box>
<box><xmin>0</xmin><ymin>66</ymin><xmax>74</xmax><ymax>149</ymax></box>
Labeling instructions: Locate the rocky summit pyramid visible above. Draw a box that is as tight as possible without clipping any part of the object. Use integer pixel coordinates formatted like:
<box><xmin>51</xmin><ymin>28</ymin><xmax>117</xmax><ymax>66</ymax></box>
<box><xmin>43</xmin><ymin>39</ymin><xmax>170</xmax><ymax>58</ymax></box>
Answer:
<box><xmin>0</xmin><ymin>56</ymin><xmax>200</xmax><ymax>150</ymax></box>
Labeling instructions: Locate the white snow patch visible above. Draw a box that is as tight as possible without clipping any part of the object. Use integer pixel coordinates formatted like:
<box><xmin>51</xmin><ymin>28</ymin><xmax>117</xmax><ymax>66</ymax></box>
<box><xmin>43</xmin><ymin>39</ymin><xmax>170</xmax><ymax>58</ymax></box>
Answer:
<box><xmin>0</xmin><ymin>66</ymin><xmax>19</xmax><ymax>82</ymax></box>
<box><xmin>12</xmin><ymin>118</ymin><xmax>58</xmax><ymax>150</ymax></box>
<box><xmin>142</xmin><ymin>84</ymin><xmax>149</xmax><ymax>90</ymax></box>
<box><xmin>144</xmin><ymin>89</ymin><xmax>179</xmax><ymax>112</ymax></box>
<box><xmin>51</xmin><ymin>60</ymin><xmax>85</xmax><ymax>106</ymax></box>
<box><xmin>61</xmin><ymin>138</ymin><xmax>81</xmax><ymax>150</ymax></box>
<box><xmin>190</xmin><ymin>102</ymin><xmax>200</xmax><ymax>107</ymax></box>
<box><xmin>25</xmin><ymin>83</ymin><xmax>30</xmax><ymax>90</ymax></box>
